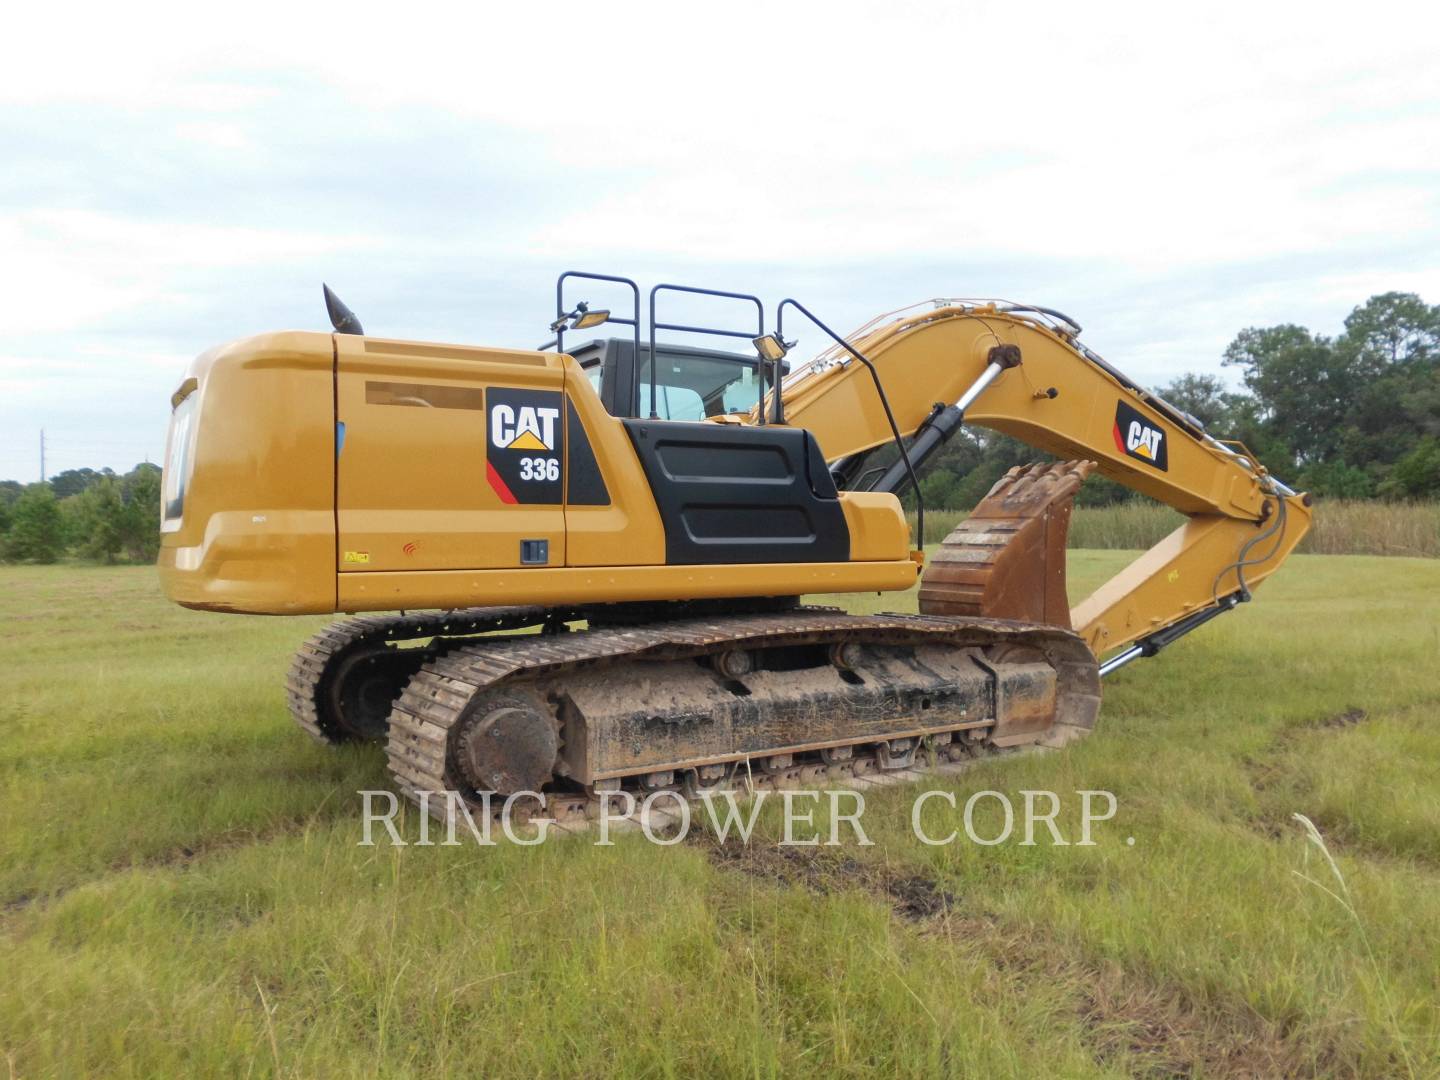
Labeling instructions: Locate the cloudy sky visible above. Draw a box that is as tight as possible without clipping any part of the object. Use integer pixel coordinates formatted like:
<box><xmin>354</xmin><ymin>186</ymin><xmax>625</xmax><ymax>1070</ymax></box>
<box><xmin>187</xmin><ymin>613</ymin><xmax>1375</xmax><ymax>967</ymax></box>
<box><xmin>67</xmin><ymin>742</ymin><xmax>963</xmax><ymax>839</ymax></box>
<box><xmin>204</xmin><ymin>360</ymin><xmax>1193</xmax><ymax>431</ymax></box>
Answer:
<box><xmin>2</xmin><ymin>0</ymin><xmax>1437</xmax><ymax>481</ymax></box>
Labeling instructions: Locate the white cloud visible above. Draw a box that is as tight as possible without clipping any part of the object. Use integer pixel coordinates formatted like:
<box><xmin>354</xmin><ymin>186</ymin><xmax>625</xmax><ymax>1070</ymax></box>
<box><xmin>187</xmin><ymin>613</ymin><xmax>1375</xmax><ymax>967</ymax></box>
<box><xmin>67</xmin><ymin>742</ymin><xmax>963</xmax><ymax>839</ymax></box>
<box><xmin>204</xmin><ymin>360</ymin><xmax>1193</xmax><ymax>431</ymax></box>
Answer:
<box><xmin>0</xmin><ymin>211</ymin><xmax>381</xmax><ymax>337</ymax></box>
<box><xmin>0</xmin><ymin>0</ymin><xmax>1438</xmax><ymax>479</ymax></box>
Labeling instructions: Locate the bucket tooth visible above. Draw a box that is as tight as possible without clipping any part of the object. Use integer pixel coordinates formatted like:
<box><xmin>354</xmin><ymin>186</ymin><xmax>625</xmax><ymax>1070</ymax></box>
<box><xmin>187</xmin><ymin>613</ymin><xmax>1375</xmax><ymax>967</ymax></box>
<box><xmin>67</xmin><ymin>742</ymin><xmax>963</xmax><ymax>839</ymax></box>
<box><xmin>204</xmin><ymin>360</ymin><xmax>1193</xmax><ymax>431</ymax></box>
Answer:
<box><xmin>918</xmin><ymin>461</ymin><xmax>1095</xmax><ymax>628</ymax></box>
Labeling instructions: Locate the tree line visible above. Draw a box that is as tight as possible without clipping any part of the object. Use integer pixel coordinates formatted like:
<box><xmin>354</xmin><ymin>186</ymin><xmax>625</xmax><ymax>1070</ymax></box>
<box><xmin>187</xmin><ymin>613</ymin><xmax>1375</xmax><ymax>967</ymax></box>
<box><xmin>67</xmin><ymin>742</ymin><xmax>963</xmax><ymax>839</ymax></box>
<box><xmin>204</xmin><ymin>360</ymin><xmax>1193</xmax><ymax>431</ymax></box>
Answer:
<box><xmin>0</xmin><ymin>465</ymin><xmax>161</xmax><ymax>564</ymax></box>
<box><xmin>2</xmin><ymin>290</ymin><xmax>1436</xmax><ymax>564</ymax></box>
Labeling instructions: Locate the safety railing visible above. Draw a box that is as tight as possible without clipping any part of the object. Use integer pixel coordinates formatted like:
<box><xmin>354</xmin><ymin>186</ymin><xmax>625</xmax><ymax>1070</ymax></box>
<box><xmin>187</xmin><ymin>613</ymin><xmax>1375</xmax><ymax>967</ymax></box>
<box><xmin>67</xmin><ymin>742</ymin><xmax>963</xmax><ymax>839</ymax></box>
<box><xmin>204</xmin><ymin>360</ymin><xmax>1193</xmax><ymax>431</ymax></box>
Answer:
<box><xmin>646</xmin><ymin>284</ymin><xmax>766</xmax><ymax>421</ymax></box>
<box><xmin>553</xmin><ymin>271</ymin><xmax>643</xmax><ymax>417</ymax></box>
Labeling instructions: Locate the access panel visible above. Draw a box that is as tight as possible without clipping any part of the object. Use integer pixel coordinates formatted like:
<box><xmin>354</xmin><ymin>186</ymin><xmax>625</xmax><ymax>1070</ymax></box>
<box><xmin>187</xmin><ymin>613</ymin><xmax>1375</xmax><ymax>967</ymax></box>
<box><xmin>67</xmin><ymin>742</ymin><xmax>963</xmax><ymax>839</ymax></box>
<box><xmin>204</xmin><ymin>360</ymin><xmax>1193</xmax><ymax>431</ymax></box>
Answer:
<box><xmin>622</xmin><ymin>419</ymin><xmax>850</xmax><ymax>564</ymax></box>
<box><xmin>335</xmin><ymin>337</ymin><xmax>567</xmax><ymax>572</ymax></box>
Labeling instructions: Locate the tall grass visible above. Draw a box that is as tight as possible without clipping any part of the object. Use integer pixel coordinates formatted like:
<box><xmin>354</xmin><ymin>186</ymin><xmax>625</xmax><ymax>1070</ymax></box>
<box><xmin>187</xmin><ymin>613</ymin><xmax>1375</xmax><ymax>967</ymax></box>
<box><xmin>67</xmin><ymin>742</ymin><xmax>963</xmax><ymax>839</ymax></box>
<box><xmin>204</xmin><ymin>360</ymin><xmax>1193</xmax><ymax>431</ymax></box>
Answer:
<box><xmin>3</xmin><ymin>558</ymin><xmax>1440</xmax><ymax>1075</ymax></box>
<box><xmin>1291</xmin><ymin>813</ymin><xmax>1416</xmax><ymax>1080</ymax></box>
<box><xmin>1297</xmin><ymin>500</ymin><xmax>1440</xmax><ymax>557</ymax></box>
<box><xmin>912</xmin><ymin>500</ymin><xmax>1440</xmax><ymax>557</ymax></box>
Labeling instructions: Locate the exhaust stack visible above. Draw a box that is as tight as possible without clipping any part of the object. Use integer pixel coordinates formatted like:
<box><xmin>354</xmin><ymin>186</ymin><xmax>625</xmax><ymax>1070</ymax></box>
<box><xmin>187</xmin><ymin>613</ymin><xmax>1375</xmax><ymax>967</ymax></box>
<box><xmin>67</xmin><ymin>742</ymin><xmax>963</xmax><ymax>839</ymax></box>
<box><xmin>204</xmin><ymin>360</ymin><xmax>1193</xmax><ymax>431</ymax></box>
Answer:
<box><xmin>323</xmin><ymin>284</ymin><xmax>365</xmax><ymax>335</ymax></box>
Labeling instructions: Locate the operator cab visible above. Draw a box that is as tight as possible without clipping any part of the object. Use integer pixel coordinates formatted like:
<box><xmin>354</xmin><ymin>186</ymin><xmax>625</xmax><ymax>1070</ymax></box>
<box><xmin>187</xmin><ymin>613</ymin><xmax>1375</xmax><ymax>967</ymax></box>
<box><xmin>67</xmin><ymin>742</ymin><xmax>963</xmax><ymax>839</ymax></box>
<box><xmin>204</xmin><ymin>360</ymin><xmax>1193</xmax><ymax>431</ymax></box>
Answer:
<box><xmin>550</xmin><ymin>276</ymin><xmax>873</xmax><ymax>570</ymax></box>
<box><xmin>568</xmin><ymin>338</ymin><xmax>788</xmax><ymax>421</ymax></box>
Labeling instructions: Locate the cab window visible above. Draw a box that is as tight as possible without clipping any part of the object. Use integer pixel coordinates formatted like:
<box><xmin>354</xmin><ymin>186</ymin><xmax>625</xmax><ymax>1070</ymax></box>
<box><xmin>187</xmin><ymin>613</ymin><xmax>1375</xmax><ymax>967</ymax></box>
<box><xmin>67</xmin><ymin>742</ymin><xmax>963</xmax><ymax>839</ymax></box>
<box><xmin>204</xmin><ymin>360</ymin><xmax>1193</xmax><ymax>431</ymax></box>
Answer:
<box><xmin>639</xmin><ymin>352</ymin><xmax>764</xmax><ymax>419</ymax></box>
<box><xmin>163</xmin><ymin>392</ymin><xmax>198</xmax><ymax>523</ymax></box>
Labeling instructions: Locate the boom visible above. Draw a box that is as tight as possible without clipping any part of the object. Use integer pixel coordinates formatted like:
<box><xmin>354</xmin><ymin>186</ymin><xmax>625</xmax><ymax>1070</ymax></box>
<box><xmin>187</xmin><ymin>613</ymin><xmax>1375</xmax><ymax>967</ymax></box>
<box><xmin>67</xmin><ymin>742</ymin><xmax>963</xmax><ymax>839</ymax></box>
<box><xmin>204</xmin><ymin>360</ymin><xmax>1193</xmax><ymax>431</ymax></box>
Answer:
<box><xmin>775</xmin><ymin>301</ymin><xmax>1313</xmax><ymax>662</ymax></box>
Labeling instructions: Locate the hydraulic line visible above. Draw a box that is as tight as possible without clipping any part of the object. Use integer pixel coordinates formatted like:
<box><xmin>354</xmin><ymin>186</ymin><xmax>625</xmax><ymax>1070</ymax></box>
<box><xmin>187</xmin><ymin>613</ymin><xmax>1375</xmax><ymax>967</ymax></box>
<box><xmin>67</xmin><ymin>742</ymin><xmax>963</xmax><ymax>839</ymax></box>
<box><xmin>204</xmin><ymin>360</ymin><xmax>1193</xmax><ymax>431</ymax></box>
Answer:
<box><xmin>1212</xmin><ymin>492</ymin><xmax>1290</xmax><ymax>604</ymax></box>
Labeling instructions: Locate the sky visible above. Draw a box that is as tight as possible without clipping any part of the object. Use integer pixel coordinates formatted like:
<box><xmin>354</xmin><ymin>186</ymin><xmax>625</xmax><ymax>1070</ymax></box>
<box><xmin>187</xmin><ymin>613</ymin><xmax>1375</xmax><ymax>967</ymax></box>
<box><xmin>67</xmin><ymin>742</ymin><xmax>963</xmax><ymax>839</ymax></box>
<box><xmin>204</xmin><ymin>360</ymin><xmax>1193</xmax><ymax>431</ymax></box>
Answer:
<box><xmin>2</xmin><ymin>0</ymin><xmax>1438</xmax><ymax>481</ymax></box>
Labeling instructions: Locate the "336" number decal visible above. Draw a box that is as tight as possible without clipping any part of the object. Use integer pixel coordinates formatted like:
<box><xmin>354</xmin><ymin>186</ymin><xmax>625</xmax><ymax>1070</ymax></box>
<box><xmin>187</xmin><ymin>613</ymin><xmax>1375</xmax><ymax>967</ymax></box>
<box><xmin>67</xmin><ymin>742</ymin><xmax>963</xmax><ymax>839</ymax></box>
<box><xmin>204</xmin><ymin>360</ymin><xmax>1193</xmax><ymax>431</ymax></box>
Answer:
<box><xmin>518</xmin><ymin>456</ymin><xmax>559</xmax><ymax>482</ymax></box>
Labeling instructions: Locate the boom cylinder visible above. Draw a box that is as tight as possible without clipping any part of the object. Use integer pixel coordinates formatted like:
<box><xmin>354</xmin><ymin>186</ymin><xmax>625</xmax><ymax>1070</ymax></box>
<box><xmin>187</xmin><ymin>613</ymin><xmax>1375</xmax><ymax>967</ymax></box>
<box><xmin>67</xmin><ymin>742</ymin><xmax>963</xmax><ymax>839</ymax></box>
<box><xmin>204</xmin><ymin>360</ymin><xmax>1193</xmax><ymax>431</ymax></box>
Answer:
<box><xmin>871</xmin><ymin>356</ymin><xmax>1008</xmax><ymax>496</ymax></box>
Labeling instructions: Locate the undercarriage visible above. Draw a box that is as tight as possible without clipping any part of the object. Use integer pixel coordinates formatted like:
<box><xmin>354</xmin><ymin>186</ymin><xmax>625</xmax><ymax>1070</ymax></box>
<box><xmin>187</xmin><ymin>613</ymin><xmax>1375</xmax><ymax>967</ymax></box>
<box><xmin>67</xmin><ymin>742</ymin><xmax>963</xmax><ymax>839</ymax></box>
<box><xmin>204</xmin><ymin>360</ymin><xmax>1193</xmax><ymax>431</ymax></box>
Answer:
<box><xmin>288</xmin><ymin>603</ymin><xmax>1100</xmax><ymax>821</ymax></box>
<box><xmin>286</xmin><ymin>461</ymin><xmax>1106</xmax><ymax>821</ymax></box>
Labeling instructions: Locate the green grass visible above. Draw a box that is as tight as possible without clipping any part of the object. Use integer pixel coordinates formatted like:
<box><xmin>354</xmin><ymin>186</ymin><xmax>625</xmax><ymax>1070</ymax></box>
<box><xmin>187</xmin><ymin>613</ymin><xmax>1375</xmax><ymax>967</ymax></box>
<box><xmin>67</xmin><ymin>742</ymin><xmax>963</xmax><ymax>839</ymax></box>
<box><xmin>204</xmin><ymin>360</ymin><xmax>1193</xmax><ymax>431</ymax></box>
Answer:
<box><xmin>2</xmin><ymin>557</ymin><xmax>1439</xmax><ymax>1077</ymax></box>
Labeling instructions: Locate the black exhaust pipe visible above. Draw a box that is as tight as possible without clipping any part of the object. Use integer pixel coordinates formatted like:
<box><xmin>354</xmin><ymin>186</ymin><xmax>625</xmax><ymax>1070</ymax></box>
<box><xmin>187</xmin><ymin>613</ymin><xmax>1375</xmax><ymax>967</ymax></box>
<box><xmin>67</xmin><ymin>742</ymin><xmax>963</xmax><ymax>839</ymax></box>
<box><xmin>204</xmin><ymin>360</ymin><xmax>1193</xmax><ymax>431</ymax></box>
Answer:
<box><xmin>323</xmin><ymin>284</ymin><xmax>365</xmax><ymax>335</ymax></box>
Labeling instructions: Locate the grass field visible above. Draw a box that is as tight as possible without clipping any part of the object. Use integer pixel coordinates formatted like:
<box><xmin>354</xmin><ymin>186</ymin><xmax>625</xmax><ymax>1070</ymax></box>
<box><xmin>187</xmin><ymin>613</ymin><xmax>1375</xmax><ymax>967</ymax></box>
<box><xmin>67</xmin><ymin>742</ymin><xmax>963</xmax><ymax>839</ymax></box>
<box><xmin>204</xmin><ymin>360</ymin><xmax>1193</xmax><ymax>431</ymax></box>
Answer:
<box><xmin>2</xmin><ymin>555</ymin><xmax>1439</xmax><ymax>1078</ymax></box>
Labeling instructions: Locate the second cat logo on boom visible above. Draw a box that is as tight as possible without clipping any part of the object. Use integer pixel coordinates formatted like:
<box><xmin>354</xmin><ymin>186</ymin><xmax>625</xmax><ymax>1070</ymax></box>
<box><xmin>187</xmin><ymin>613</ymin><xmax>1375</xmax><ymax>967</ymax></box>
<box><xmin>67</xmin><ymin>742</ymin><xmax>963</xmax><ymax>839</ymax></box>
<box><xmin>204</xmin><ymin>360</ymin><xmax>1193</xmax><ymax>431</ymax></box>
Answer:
<box><xmin>1112</xmin><ymin>400</ymin><xmax>1168</xmax><ymax>470</ymax></box>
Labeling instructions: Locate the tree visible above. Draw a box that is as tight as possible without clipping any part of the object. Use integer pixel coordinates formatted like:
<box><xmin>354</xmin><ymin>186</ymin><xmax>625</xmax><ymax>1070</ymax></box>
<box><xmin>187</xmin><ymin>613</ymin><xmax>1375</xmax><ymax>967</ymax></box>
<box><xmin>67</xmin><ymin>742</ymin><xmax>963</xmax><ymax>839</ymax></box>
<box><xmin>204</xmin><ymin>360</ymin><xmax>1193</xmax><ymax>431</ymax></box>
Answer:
<box><xmin>63</xmin><ymin>478</ymin><xmax>126</xmax><ymax>563</ymax></box>
<box><xmin>1222</xmin><ymin>324</ymin><xmax>1358</xmax><ymax>468</ymax></box>
<box><xmin>0</xmin><ymin>480</ymin><xmax>21</xmax><ymax>553</ymax></box>
<box><xmin>1154</xmin><ymin>373</ymin><xmax>1243</xmax><ymax>432</ymax></box>
<box><xmin>1379</xmin><ymin>437</ymin><xmax>1440</xmax><ymax>499</ymax></box>
<box><xmin>120</xmin><ymin>464</ymin><xmax>162</xmax><ymax>562</ymax></box>
<box><xmin>1299</xmin><ymin>460</ymin><xmax>1373</xmax><ymax>499</ymax></box>
<box><xmin>1339</xmin><ymin>292</ymin><xmax>1440</xmax><ymax>369</ymax></box>
<box><xmin>49</xmin><ymin>467</ymin><xmax>113</xmax><ymax>500</ymax></box>
<box><xmin>7</xmin><ymin>485</ymin><xmax>65</xmax><ymax>563</ymax></box>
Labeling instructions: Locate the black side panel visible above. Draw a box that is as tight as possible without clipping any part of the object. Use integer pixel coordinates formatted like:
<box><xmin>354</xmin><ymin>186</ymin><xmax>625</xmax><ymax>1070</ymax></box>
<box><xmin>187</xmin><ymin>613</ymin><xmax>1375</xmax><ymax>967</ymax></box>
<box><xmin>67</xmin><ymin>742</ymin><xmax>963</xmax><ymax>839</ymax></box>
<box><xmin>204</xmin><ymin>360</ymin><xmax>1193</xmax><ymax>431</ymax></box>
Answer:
<box><xmin>565</xmin><ymin>399</ymin><xmax>610</xmax><ymax>506</ymax></box>
<box><xmin>623</xmin><ymin>420</ymin><xmax>850</xmax><ymax>565</ymax></box>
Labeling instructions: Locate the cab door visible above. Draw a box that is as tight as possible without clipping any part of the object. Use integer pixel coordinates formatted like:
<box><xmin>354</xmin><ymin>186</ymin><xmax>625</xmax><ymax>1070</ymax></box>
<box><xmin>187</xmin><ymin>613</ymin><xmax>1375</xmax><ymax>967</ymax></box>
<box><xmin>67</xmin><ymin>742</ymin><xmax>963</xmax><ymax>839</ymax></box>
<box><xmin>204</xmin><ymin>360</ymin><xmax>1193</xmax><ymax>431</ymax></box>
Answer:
<box><xmin>334</xmin><ymin>335</ymin><xmax>567</xmax><ymax>573</ymax></box>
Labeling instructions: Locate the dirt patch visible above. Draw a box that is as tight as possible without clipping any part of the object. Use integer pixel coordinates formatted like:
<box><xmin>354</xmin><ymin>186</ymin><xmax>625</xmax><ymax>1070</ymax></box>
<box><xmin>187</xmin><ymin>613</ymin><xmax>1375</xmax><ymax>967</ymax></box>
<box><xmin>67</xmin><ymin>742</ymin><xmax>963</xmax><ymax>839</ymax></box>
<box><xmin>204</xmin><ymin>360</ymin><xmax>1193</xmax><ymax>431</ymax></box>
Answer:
<box><xmin>1309</xmin><ymin>707</ymin><xmax>1368</xmax><ymax>732</ymax></box>
<box><xmin>880</xmin><ymin>871</ymin><xmax>956</xmax><ymax>920</ymax></box>
<box><xmin>1274</xmin><ymin>707</ymin><xmax>1367</xmax><ymax>753</ymax></box>
<box><xmin>697</xmin><ymin>839</ymin><xmax>960</xmax><ymax>923</ymax></box>
<box><xmin>1076</xmin><ymin>960</ymin><xmax>1304</xmax><ymax>1079</ymax></box>
<box><xmin>701</xmin><ymin>839</ymin><xmax>860</xmax><ymax>895</ymax></box>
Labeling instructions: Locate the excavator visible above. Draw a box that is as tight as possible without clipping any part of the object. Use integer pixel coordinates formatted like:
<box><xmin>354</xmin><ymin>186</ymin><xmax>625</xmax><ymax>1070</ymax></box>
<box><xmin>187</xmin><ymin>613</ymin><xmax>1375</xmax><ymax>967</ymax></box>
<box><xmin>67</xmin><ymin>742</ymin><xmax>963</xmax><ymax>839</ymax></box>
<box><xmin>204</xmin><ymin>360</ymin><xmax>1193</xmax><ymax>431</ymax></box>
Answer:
<box><xmin>158</xmin><ymin>272</ymin><xmax>1312</xmax><ymax>817</ymax></box>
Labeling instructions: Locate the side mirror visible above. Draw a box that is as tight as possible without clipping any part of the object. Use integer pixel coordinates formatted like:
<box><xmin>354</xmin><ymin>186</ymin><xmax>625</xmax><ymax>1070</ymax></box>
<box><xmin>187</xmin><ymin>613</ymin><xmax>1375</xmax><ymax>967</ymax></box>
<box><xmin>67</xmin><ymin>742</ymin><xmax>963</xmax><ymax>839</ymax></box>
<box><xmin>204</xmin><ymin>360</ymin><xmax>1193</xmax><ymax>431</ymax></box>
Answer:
<box><xmin>572</xmin><ymin>307</ymin><xmax>610</xmax><ymax>330</ymax></box>
<box><xmin>550</xmin><ymin>301</ymin><xmax>610</xmax><ymax>333</ymax></box>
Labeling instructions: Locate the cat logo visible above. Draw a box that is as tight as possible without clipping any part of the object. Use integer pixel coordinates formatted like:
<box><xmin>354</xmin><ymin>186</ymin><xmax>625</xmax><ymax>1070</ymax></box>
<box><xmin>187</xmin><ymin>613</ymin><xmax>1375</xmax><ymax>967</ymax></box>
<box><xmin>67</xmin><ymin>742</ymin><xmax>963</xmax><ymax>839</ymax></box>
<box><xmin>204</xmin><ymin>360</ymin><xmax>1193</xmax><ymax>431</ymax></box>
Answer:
<box><xmin>491</xmin><ymin>402</ymin><xmax>559</xmax><ymax>452</ymax></box>
<box><xmin>485</xmin><ymin>387</ymin><xmax>565</xmax><ymax>505</ymax></box>
<box><xmin>1112</xmin><ymin>400</ymin><xmax>1169</xmax><ymax>471</ymax></box>
<box><xmin>1126</xmin><ymin>423</ymin><xmax>1162</xmax><ymax>460</ymax></box>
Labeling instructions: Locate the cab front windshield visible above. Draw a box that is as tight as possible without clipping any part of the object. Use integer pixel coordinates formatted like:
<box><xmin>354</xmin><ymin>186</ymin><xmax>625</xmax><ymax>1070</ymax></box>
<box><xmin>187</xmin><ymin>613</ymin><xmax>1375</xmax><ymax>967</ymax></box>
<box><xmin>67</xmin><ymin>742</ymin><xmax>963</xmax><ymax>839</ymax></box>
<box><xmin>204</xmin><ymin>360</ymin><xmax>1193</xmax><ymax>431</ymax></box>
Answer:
<box><xmin>637</xmin><ymin>351</ymin><xmax>765</xmax><ymax>421</ymax></box>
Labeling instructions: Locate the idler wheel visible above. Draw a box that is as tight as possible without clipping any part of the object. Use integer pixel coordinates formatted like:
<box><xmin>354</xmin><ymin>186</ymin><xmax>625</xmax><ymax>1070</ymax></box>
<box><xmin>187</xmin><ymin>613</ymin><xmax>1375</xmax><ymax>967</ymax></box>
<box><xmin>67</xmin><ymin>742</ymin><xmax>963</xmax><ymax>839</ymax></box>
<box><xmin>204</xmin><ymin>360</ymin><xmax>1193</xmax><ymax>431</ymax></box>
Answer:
<box><xmin>328</xmin><ymin>648</ymin><xmax>425</xmax><ymax>741</ymax></box>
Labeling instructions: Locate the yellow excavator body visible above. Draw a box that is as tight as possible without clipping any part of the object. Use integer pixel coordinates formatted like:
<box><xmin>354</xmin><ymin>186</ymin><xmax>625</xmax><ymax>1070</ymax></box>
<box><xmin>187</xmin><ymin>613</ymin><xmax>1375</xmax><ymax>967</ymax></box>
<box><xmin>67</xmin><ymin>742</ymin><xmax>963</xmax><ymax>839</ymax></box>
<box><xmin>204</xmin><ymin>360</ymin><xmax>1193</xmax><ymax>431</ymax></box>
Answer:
<box><xmin>159</xmin><ymin>331</ymin><xmax>916</xmax><ymax>616</ymax></box>
<box><xmin>157</xmin><ymin>277</ymin><xmax>1310</xmax><ymax>813</ymax></box>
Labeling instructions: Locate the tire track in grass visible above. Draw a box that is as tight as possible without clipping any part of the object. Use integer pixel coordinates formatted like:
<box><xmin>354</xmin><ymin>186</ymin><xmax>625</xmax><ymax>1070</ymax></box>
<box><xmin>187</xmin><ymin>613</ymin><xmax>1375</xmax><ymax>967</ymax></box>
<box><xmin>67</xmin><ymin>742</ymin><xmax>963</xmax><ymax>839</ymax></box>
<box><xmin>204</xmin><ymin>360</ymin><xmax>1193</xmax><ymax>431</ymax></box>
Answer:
<box><xmin>1</xmin><ymin>804</ymin><xmax>343</xmax><ymax>921</ymax></box>
<box><xmin>696</xmin><ymin>838</ymin><xmax>1324</xmax><ymax>1078</ymax></box>
<box><xmin>1246</xmin><ymin>707</ymin><xmax>1369</xmax><ymax>841</ymax></box>
<box><xmin>1244</xmin><ymin>706</ymin><xmax>1440</xmax><ymax>870</ymax></box>
<box><xmin>1247</xmin><ymin>708</ymin><xmax>1369</xmax><ymax>796</ymax></box>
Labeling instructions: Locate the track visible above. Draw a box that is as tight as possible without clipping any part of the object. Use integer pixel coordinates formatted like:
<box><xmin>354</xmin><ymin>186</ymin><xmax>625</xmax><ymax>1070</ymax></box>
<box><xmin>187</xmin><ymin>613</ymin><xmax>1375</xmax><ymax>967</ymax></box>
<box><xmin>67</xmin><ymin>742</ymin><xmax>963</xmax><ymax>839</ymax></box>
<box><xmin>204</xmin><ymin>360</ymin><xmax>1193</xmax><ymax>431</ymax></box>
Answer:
<box><xmin>383</xmin><ymin>609</ymin><xmax>1100</xmax><ymax>823</ymax></box>
<box><xmin>285</xmin><ymin>607</ymin><xmax>555</xmax><ymax>743</ymax></box>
